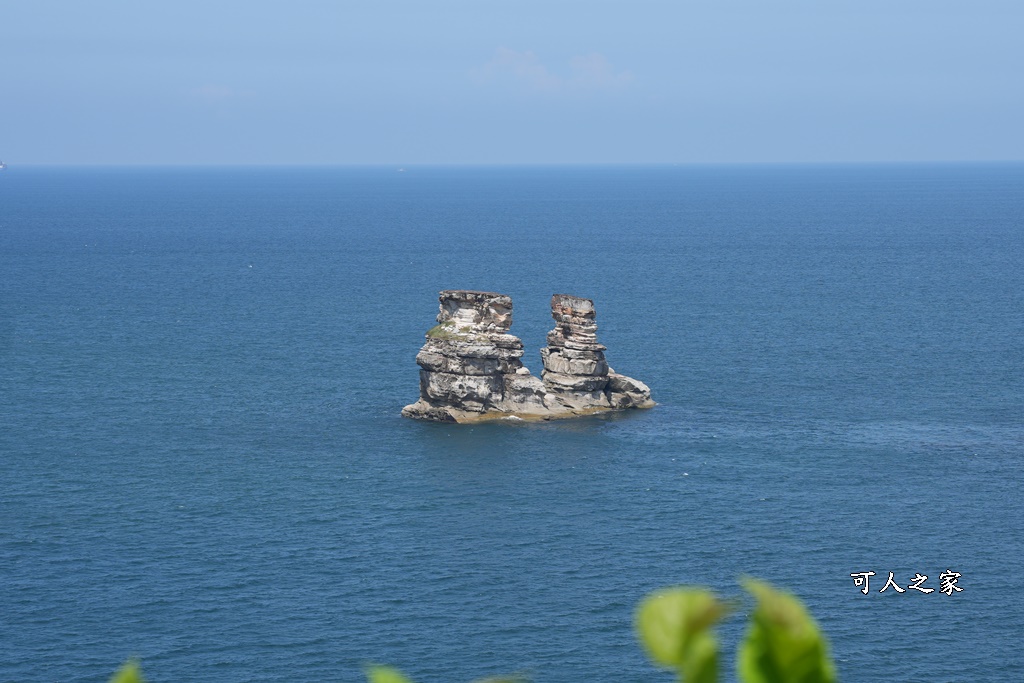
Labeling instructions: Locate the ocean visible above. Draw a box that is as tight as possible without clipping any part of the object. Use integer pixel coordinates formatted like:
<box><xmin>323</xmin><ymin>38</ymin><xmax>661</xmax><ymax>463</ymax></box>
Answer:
<box><xmin>1</xmin><ymin>164</ymin><xmax>1022</xmax><ymax>682</ymax></box>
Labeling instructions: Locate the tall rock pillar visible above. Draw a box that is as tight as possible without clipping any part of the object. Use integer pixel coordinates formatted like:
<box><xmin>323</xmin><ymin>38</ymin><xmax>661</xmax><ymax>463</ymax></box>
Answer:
<box><xmin>540</xmin><ymin>294</ymin><xmax>654</xmax><ymax>411</ymax></box>
<box><xmin>401</xmin><ymin>290</ymin><xmax>547</xmax><ymax>422</ymax></box>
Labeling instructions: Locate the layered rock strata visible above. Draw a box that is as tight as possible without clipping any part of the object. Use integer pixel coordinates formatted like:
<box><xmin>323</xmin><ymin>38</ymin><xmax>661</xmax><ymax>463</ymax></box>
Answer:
<box><xmin>402</xmin><ymin>290</ymin><xmax>654</xmax><ymax>423</ymax></box>
<box><xmin>540</xmin><ymin>294</ymin><xmax>655</xmax><ymax>412</ymax></box>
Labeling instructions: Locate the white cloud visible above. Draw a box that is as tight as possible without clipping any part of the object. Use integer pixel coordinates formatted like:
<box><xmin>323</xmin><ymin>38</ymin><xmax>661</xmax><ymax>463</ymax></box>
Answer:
<box><xmin>473</xmin><ymin>49</ymin><xmax>632</xmax><ymax>94</ymax></box>
<box><xmin>473</xmin><ymin>48</ymin><xmax>562</xmax><ymax>91</ymax></box>
<box><xmin>569</xmin><ymin>53</ymin><xmax>633</xmax><ymax>89</ymax></box>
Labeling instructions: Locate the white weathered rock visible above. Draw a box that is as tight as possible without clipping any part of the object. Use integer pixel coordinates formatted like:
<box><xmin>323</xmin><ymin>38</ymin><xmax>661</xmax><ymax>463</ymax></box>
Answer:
<box><xmin>539</xmin><ymin>293</ymin><xmax>654</xmax><ymax>413</ymax></box>
<box><xmin>402</xmin><ymin>290</ymin><xmax>654</xmax><ymax>423</ymax></box>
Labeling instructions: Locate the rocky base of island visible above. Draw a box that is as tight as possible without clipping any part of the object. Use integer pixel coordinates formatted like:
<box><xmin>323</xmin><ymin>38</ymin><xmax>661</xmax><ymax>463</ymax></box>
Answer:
<box><xmin>401</xmin><ymin>290</ymin><xmax>654</xmax><ymax>423</ymax></box>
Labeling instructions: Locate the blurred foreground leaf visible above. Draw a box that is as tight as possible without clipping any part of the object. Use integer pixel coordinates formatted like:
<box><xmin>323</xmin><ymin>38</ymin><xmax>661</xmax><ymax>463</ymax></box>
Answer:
<box><xmin>738</xmin><ymin>578</ymin><xmax>836</xmax><ymax>683</ymax></box>
<box><xmin>365</xmin><ymin>664</ymin><xmax>414</xmax><ymax>683</ymax></box>
<box><xmin>109</xmin><ymin>660</ymin><xmax>145</xmax><ymax>683</ymax></box>
<box><xmin>636</xmin><ymin>587</ymin><xmax>727</xmax><ymax>683</ymax></box>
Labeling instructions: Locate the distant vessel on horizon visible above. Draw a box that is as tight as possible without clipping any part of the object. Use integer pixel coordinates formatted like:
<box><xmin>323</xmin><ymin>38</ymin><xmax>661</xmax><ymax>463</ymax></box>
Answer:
<box><xmin>0</xmin><ymin>160</ymin><xmax>6</xmax><ymax>170</ymax></box>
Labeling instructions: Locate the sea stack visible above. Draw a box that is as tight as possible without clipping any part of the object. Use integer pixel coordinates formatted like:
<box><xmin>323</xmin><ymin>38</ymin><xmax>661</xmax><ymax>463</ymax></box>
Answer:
<box><xmin>540</xmin><ymin>294</ymin><xmax>655</xmax><ymax>412</ymax></box>
<box><xmin>400</xmin><ymin>291</ymin><xmax>549</xmax><ymax>423</ymax></box>
<box><xmin>402</xmin><ymin>290</ymin><xmax>654</xmax><ymax>423</ymax></box>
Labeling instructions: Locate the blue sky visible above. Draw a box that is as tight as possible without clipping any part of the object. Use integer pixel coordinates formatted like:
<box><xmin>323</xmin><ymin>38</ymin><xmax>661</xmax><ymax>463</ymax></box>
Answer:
<box><xmin>3</xmin><ymin>1</ymin><xmax>1022</xmax><ymax>164</ymax></box>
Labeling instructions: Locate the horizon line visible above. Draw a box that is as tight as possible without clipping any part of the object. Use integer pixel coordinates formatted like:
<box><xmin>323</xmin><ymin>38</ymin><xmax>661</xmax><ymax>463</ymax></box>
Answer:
<box><xmin>4</xmin><ymin>159</ymin><xmax>1024</xmax><ymax>169</ymax></box>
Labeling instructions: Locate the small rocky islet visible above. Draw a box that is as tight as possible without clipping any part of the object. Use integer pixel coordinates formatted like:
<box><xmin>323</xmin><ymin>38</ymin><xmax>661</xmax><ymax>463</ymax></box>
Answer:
<box><xmin>402</xmin><ymin>290</ymin><xmax>654</xmax><ymax>423</ymax></box>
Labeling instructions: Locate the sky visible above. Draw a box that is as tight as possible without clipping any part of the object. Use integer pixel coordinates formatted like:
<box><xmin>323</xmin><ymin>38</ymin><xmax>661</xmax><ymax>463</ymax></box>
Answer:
<box><xmin>2</xmin><ymin>0</ymin><xmax>1022</xmax><ymax>165</ymax></box>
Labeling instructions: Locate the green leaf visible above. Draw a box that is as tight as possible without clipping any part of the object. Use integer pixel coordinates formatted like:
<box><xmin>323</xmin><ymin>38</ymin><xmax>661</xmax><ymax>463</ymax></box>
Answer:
<box><xmin>737</xmin><ymin>578</ymin><xmax>837</xmax><ymax>683</ymax></box>
<box><xmin>108</xmin><ymin>660</ymin><xmax>145</xmax><ymax>683</ymax></box>
<box><xmin>636</xmin><ymin>587</ymin><xmax>727</xmax><ymax>683</ymax></box>
<box><xmin>365</xmin><ymin>664</ymin><xmax>414</xmax><ymax>683</ymax></box>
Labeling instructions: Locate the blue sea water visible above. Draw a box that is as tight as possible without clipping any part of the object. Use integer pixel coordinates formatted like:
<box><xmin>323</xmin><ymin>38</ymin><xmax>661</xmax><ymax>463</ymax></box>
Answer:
<box><xmin>1</xmin><ymin>164</ymin><xmax>1022</xmax><ymax>682</ymax></box>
